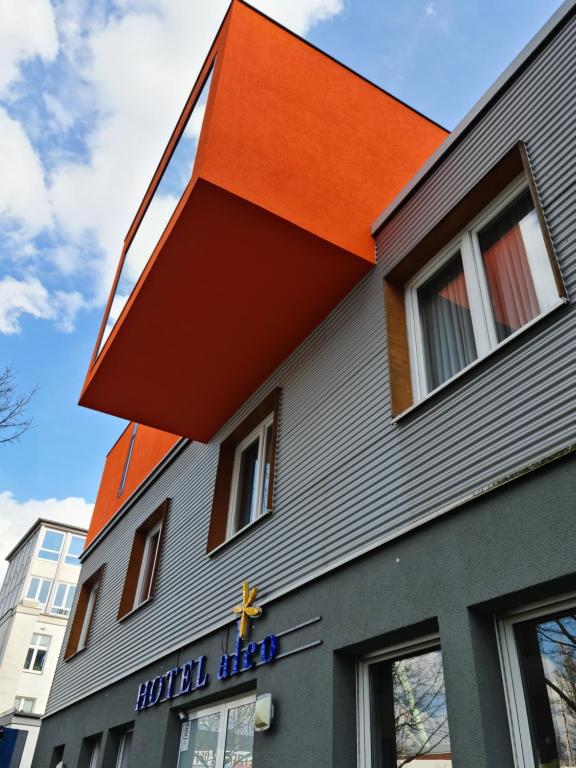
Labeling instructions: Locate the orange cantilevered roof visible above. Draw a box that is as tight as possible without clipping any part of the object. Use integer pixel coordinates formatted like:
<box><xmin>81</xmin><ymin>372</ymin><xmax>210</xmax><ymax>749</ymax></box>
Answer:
<box><xmin>80</xmin><ymin>0</ymin><xmax>447</xmax><ymax>442</ymax></box>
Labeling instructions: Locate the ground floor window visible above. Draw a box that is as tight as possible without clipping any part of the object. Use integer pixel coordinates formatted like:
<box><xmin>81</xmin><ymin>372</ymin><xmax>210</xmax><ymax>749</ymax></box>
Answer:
<box><xmin>177</xmin><ymin>694</ymin><xmax>256</xmax><ymax>768</ymax></box>
<box><xmin>499</xmin><ymin>597</ymin><xmax>576</xmax><ymax>768</ymax></box>
<box><xmin>115</xmin><ymin>729</ymin><xmax>133</xmax><ymax>768</ymax></box>
<box><xmin>358</xmin><ymin>636</ymin><xmax>452</xmax><ymax>767</ymax></box>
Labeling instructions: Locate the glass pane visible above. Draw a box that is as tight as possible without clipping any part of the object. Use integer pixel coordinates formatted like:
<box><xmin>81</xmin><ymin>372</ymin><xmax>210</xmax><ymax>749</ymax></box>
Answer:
<box><xmin>33</xmin><ymin>649</ymin><xmax>47</xmax><ymax>672</ymax></box>
<box><xmin>516</xmin><ymin>611</ymin><xmax>576</xmax><ymax>767</ymax></box>
<box><xmin>41</xmin><ymin>530</ymin><xmax>64</xmax><ymax>553</ymax></box>
<box><xmin>24</xmin><ymin>648</ymin><xmax>34</xmax><ymax>670</ymax></box>
<box><xmin>116</xmin><ymin>731</ymin><xmax>133</xmax><ymax>768</ymax></box>
<box><xmin>139</xmin><ymin>531</ymin><xmax>160</xmax><ymax>604</ymax></box>
<box><xmin>224</xmin><ymin>703</ymin><xmax>255</xmax><ymax>768</ymax></box>
<box><xmin>369</xmin><ymin>648</ymin><xmax>452</xmax><ymax>767</ymax></box>
<box><xmin>417</xmin><ymin>253</ymin><xmax>477</xmax><ymax>391</ymax></box>
<box><xmin>178</xmin><ymin>713</ymin><xmax>221</xmax><ymax>768</ymax></box>
<box><xmin>38</xmin><ymin>579</ymin><xmax>51</xmax><ymax>605</ymax></box>
<box><xmin>98</xmin><ymin>65</ymin><xmax>214</xmax><ymax>355</ymax></box>
<box><xmin>65</xmin><ymin>535</ymin><xmax>85</xmax><ymax>565</ymax></box>
<box><xmin>235</xmin><ymin>439</ymin><xmax>260</xmax><ymax>530</ymax></box>
<box><xmin>478</xmin><ymin>189</ymin><xmax>552</xmax><ymax>342</ymax></box>
<box><xmin>54</xmin><ymin>583</ymin><xmax>66</xmax><ymax>606</ymax></box>
<box><xmin>65</xmin><ymin>586</ymin><xmax>75</xmax><ymax>611</ymax></box>
<box><xmin>260</xmin><ymin>425</ymin><xmax>273</xmax><ymax>514</ymax></box>
<box><xmin>26</xmin><ymin>578</ymin><xmax>39</xmax><ymax>599</ymax></box>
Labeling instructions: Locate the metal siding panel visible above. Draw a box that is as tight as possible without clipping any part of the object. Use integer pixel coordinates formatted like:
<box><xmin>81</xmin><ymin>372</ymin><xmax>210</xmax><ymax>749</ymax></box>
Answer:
<box><xmin>48</xmin><ymin>12</ymin><xmax>576</xmax><ymax>714</ymax></box>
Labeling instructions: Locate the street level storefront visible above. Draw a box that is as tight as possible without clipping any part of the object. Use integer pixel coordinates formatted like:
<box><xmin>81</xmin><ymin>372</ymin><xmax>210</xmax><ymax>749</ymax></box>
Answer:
<box><xmin>33</xmin><ymin>452</ymin><xmax>576</xmax><ymax>767</ymax></box>
<box><xmin>33</xmin><ymin>0</ymin><xmax>576</xmax><ymax>766</ymax></box>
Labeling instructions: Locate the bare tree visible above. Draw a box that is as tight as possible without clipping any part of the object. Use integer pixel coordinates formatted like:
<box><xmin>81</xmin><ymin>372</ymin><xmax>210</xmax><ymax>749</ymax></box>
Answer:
<box><xmin>0</xmin><ymin>367</ymin><xmax>34</xmax><ymax>444</ymax></box>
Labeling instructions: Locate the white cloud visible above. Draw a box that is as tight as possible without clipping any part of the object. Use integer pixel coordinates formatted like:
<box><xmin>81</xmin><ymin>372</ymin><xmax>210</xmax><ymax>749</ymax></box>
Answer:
<box><xmin>0</xmin><ymin>275</ymin><xmax>85</xmax><ymax>334</ymax></box>
<box><xmin>0</xmin><ymin>491</ymin><xmax>93</xmax><ymax>584</ymax></box>
<box><xmin>0</xmin><ymin>0</ymin><xmax>59</xmax><ymax>94</ymax></box>
<box><xmin>425</xmin><ymin>2</ymin><xmax>437</xmax><ymax>17</ymax></box>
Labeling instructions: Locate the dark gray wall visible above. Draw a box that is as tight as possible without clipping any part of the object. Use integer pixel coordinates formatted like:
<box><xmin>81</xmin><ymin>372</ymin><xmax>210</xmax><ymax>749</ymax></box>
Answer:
<box><xmin>34</xmin><ymin>451</ymin><xmax>576</xmax><ymax>768</ymax></box>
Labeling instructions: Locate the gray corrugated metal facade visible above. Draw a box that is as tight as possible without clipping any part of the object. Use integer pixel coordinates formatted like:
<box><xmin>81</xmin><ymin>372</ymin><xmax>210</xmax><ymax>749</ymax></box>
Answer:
<box><xmin>47</xmin><ymin>2</ymin><xmax>576</xmax><ymax>725</ymax></box>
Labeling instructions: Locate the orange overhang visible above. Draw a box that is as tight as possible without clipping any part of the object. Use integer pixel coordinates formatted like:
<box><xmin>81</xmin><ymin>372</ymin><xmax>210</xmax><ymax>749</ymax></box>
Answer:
<box><xmin>79</xmin><ymin>0</ymin><xmax>448</xmax><ymax>442</ymax></box>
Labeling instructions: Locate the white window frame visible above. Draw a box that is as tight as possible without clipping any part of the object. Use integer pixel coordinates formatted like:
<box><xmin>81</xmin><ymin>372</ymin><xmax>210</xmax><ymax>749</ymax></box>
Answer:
<box><xmin>115</xmin><ymin>729</ymin><xmax>133</xmax><ymax>768</ymax></box>
<box><xmin>497</xmin><ymin>592</ymin><xmax>576</xmax><ymax>768</ymax></box>
<box><xmin>25</xmin><ymin>577</ymin><xmax>53</xmax><ymax>608</ymax></box>
<box><xmin>406</xmin><ymin>175</ymin><xmax>564</xmax><ymax>403</ymax></box>
<box><xmin>226</xmin><ymin>413</ymin><xmax>274</xmax><ymax>539</ymax></box>
<box><xmin>37</xmin><ymin>528</ymin><xmax>65</xmax><ymax>562</ymax></box>
<box><xmin>87</xmin><ymin>738</ymin><xmax>100</xmax><ymax>768</ymax></box>
<box><xmin>14</xmin><ymin>696</ymin><xmax>35</xmax><ymax>713</ymax></box>
<box><xmin>78</xmin><ymin>581</ymin><xmax>99</xmax><ymax>651</ymax></box>
<box><xmin>177</xmin><ymin>693</ymin><xmax>256</xmax><ymax>768</ymax></box>
<box><xmin>50</xmin><ymin>581</ymin><xmax>76</xmax><ymax>617</ymax></box>
<box><xmin>134</xmin><ymin>520</ymin><xmax>162</xmax><ymax>608</ymax></box>
<box><xmin>357</xmin><ymin>633</ymin><xmax>444</xmax><ymax>768</ymax></box>
<box><xmin>23</xmin><ymin>633</ymin><xmax>51</xmax><ymax>674</ymax></box>
<box><xmin>64</xmin><ymin>534</ymin><xmax>86</xmax><ymax>566</ymax></box>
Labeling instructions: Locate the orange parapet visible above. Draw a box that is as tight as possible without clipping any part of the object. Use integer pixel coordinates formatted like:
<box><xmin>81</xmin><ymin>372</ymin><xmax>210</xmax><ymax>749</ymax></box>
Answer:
<box><xmin>79</xmin><ymin>0</ymin><xmax>447</xmax><ymax>442</ymax></box>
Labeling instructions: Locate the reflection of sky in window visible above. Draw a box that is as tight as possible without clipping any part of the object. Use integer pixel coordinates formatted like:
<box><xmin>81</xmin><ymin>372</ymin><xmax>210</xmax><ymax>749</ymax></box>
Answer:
<box><xmin>98</xmin><ymin>65</ymin><xmax>214</xmax><ymax>354</ymax></box>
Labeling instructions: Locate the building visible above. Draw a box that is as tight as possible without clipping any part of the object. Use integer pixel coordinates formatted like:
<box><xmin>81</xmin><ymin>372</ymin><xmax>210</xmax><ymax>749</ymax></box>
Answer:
<box><xmin>0</xmin><ymin>520</ymin><xmax>87</xmax><ymax>767</ymax></box>
<box><xmin>33</xmin><ymin>1</ymin><xmax>576</xmax><ymax>767</ymax></box>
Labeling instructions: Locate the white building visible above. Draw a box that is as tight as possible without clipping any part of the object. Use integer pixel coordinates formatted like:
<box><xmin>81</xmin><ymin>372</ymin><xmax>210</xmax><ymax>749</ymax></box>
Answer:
<box><xmin>0</xmin><ymin>519</ymin><xmax>86</xmax><ymax>768</ymax></box>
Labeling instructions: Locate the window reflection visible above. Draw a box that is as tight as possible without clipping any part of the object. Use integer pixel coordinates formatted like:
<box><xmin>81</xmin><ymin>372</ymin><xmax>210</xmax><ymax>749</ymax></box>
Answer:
<box><xmin>223</xmin><ymin>703</ymin><xmax>255</xmax><ymax>768</ymax></box>
<box><xmin>516</xmin><ymin>611</ymin><xmax>576</xmax><ymax>767</ymax></box>
<box><xmin>180</xmin><ymin>713</ymin><xmax>221</xmax><ymax>768</ymax></box>
<box><xmin>98</xmin><ymin>64</ymin><xmax>214</xmax><ymax>354</ymax></box>
<box><xmin>369</xmin><ymin>648</ymin><xmax>452</xmax><ymax>767</ymax></box>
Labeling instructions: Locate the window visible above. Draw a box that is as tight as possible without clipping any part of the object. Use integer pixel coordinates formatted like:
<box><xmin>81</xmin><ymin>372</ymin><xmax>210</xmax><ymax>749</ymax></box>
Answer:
<box><xmin>14</xmin><ymin>696</ymin><xmax>35</xmax><ymax>713</ymax></box>
<box><xmin>50</xmin><ymin>582</ymin><xmax>76</xmax><ymax>617</ymax></box>
<box><xmin>23</xmin><ymin>633</ymin><xmax>51</xmax><ymax>673</ymax></box>
<box><xmin>118</xmin><ymin>423</ymin><xmax>138</xmax><ymax>496</ymax></box>
<box><xmin>26</xmin><ymin>577</ymin><xmax>52</xmax><ymax>608</ymax></box>
<box><xmin>117</xmin><ymin>500</ymin><xmax>169</xmax><ymax>619</ymax></box>
<box><xmin>227</xmin><ymin>415</ymin><xmax>274</xmax><ymax>538</ymax></box>
<box><xmin>65</xmin><ymin>534</ymin><xmax>86</xmax><ymax>566</ymax></box>
<box><xmin>86</xmin><ymin>738</ymin><xmax>101</xmax><ymax>768</ymax></box>
<box><xmin>207</xmin><ymin>389</ymin><xmax>280</xmax><ymax>552</ymax></box>
<box><xmin>358</xmin><ymin>637</ymin><xmax>452</xmax><ymax>767</ymax></box>
<box><xmin>177</xmin><ymin>695</ymin><xmax>256</xmax><ymax>768</ymax></box>
<box><xmin>64</xmin><ymin>566</ymin><xmax>104</xmax><ymax>658</ymax></box>
<box><xmin>38</xmin><ymin>529</ymin><xmax>65</xmax><ymax>561</ymax></box>
<box><xmin>406</xmin><ymin>177</ymin><xmax>563</xmax><ymax>401</ymax></box>
<box><xmin>499</xmin><ymin>598</ymin><xmax>576</xmax><ymax>768</ymax></box>
<box><xmin>115</xmin><ymin>730</ymin><xmax>133</xmax><ymax>768</ymax></box>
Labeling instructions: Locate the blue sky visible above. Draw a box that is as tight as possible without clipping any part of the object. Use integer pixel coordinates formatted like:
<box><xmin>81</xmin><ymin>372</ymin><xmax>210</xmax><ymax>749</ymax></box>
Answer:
<box><xmin>0</xmin><ymin>0</ymin><xmax>564</xmax><ymax>573</ymax></box>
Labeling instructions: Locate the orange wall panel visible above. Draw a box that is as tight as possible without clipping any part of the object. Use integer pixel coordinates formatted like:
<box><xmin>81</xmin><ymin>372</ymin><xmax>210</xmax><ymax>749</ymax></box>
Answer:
<box><xmin>86</xmin><ymin>424</ymin><xmax>179</xmax><ymax>545</ymax></box>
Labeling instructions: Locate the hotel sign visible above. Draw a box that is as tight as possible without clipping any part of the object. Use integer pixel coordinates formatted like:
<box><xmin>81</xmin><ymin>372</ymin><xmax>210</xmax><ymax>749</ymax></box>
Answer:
<box><xmin>135</xmin><ymin>582</ymin><xmax>278</xmax><ymax>711</ymax></box>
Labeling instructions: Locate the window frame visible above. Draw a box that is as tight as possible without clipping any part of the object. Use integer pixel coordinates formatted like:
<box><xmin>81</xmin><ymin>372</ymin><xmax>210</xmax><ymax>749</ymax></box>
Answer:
<box><xmin>37</xmin><ymin>528</ymin><xmax>65</xmax><ymax>562</ymax></box>
<box><xmin>14</xmin><ymin>696</ymin><xmax>36</xmax><ymax>713</ymax></box>
<box><xmin>50</xmin><ymin>581</ymin><xmax>76</xmax><ymax>617</ymax></box>
<box><xmin>406</xmin><ymin>175</ymin><xmax>565</xmax><ymax>403</ymax></box>
<box><xmin>23</xmin><ymin>632</ymin><xmax>51</xmax><ymax>674</ymax></box>
<box><xmin>178</xmin><ymin>693</ymin><xmax>256</xmax><ymax>768</ymax></box>
<box><xmin>64</xmin><ymin>534</ymin><xmax>86</xmax><ymax>566</ymax></box>
<box><xmin>226</xmin><ymin>413</ymin><xmax>274</xmax><ymax>539</ymax></box>
<box><xmin>133</xmin><ymin>520</ymin><xmax>162</xmax><ymax>608</ymax></box>
<box><xmin>64</xmin><ymin>565</ymin><xmax>105</xmax><ymax>659</ymax></box>
<box><xmin>117</xmin><ymin>499</ymin><xmax>169</xmax><ymax>620</ymax></box>
<box><xmin>25</xmin><ymin>576</ymin><xmax>53</xmax><ymax>608</ymax></box>
<box><xmin>357</xmin><ymin>633</ymin><xmax>448</xmax><ymax>768</ymax></box>
<box><xmin>497</xmin><ymin>592</ymin><xmax>576</xmax><ymax>768</ymax></box>
<box><xmin>115</xmin><ymin>729</ymin><xmax>133</xmax><ymax>768</ymax></box>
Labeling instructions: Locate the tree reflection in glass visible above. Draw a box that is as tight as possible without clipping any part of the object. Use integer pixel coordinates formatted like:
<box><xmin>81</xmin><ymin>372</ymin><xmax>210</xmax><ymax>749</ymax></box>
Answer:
<box><xmin>369</xmin><ymin>648</ymin><xmax>452</xmax><ymax>767</ymax></box>
<box><xmin>516</xmin><ymin>612</ymin><xmax>576</xmax><ymax>767</ymax></box>
<box><xmin>179</xmin><ymin>712</ymin><xmax>220</xmax><ymax>768</ymax></box>
<box><xmin>223</xmin><ymin>703</ymin><xmax>255</xmax><ymax>768</ymax></box>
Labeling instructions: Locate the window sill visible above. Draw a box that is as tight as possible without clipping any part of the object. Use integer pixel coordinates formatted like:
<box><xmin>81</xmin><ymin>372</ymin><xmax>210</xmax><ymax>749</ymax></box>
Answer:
<box><xmin>208</xmin><ymin>510</ymin><xmax>271</xmax><ymax>558</ymax></box>
<box><xmin>393</xmin><ymin>297</ymin><xmax>569</xmax><ymax>423</ymax></box>
<box><xmin>118</xmin><ymin>596</ymin><xmax>154</xmax><ymax>623</ymax></box>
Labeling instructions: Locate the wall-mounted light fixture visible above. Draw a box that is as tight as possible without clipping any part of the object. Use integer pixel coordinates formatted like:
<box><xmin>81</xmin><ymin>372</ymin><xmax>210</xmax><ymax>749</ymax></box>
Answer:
<box><xmin>254</xmin><ymin>693</ymin><xmax>274</xmax><ymax>731</ymax></box>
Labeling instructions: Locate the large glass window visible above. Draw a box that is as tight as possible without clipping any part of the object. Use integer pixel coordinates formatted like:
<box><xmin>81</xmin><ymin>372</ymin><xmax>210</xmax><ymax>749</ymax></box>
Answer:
<box><xmin>14</xmin><ymin>696</ymin><xmax>35</xmax><ymax>713</ymax></box>
<box><xmin>23</xmin><ymin>633</ymin><xmax>51</xmax><ymax>673</ymax></box>
<box><xmin>38</xmin><ymin>529</ymin><xmax>65</xmax><ymax>561</ymax></box>
<box><xmin>406</xmin><ymin>177</ymin><xmax>562</xmax><ymax>401</ymax></box>
<box><xmin>178</xmin><ymin>696</ymin><xmax>255</xmax><ymax>768</ymax></box>
<box><xmin>50</xmin><ymin>582</ymin><xmax>76</xmax><ymax>617</ymax></box>
<box><xmin>65</xmin><ymin>535</ymin><xmax>86</xmax><ymax>566</ymax></box>
<box><xmin>26</xmin><ymin>577</ymin><xmax>52</xmax><ymax>608</ymax></box>
<box><xmin>500</xmin><ymin>601</ymin><xmax>576</xmax><ymax>768</ymax></box>
<box><xmin>115</xmin><ymin>730</ymin><xmax>133</xmax><ymax>768</ymax></box>
<box><xmin>98</xmin><ymin>64</ymin><xmax>214</xmax><ymax>354</ymax></box>
<box><xmin>358</xmin><ymin>639</ymin><xmax>452</xmax><ymax>767</ymax></box>
<box><xmin>227</xmin><ymin>415</ymin><xmax>274</xmax><ymax>538</ymax></box>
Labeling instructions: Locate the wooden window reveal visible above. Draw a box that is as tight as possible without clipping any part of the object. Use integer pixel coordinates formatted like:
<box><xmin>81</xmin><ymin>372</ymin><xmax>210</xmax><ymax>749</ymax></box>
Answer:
<box><xmin>117</xmin><ymin>499</ymin><xmax>170</xmax><ymax>619</ymax></box>
<box><xmin>64</xmin><ymin>565</ymin><xmax>105</xmax><ymax>660</ymax></box>
<box><xmin>207</xmin><ymin>388</ymin><xmax>281</xmax><ymax>553</ymax></box>
<box><xmin>384</xmin><ymin>141</ymin><xmax>563</xmax><ymax>417</ymax></box>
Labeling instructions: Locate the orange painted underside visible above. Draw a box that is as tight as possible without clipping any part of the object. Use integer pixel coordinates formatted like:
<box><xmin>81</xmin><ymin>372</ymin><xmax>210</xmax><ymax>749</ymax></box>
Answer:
<box><xmin>80</xmin><ymin>0</ymin><xmax>448</xmax><ymax>444</ymax></box>
<box><xmin>86</xmin><ymin>423</ymin><xmax>179</xmax><ymax>546</ymax></box>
